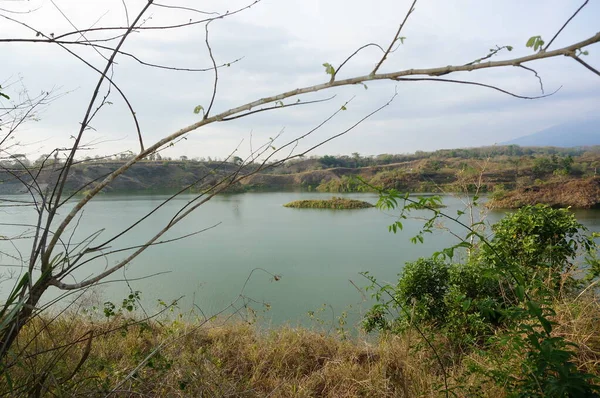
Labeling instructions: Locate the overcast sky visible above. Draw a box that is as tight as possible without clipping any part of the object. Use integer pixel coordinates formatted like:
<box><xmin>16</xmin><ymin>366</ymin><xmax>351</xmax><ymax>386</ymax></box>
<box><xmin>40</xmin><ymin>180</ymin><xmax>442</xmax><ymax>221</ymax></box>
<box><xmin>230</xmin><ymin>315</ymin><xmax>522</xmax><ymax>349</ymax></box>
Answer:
<box><xmin>1</xmin><ymin>0</ymin><xmax>599</xmax><ymax>160</ymax></box>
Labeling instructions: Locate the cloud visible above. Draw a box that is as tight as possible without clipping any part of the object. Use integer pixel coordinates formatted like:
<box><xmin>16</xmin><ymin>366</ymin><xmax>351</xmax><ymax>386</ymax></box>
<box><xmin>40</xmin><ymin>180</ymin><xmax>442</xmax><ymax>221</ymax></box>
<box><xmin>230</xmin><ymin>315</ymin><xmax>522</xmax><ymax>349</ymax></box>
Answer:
<box><xmin>1</xmin><ymin>0</ymin><xmax>599</xmax><ymax>159</ymax></box>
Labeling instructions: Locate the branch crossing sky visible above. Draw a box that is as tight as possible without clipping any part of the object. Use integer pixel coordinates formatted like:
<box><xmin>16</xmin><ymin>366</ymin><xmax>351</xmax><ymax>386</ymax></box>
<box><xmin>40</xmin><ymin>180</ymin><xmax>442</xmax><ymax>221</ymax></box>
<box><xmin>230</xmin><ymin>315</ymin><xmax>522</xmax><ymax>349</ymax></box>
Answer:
<box><xmin>1</xmin><ymin>0</ymin><xmax>599</xmax><ymax>159</ymax></box>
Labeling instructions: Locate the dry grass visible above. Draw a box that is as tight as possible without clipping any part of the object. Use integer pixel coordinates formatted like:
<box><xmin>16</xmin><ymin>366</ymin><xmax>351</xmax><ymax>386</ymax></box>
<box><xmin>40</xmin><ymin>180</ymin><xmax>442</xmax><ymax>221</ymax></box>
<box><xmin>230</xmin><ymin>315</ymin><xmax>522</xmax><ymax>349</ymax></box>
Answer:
<box><xmin>0</xmin><ymin>315</ymin><xmax>478</xmax><ymax>397</ymax></box>
<box><xmin>553</xmin><ymin>294</ymin><xmax>600</xmax><ymax>375</ymax></box>
<box><xmin>491</xmin><ymin>177</ymin><xmax>600</xmax><ymax>209</ymax></box>
<box><xmin>2</xmin><ymin>293</ymin><xmax>600</xmax><ymax>397</ymax></box>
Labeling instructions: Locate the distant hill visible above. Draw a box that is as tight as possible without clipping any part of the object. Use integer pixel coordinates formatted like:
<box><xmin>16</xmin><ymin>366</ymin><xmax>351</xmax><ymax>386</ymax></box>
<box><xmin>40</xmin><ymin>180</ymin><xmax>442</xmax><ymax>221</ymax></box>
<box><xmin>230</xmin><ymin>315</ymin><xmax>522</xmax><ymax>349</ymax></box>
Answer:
<box><xmin>503</xmin><ymin>118</ymin><xmax>600</xmax><ymax>147</ymax></box>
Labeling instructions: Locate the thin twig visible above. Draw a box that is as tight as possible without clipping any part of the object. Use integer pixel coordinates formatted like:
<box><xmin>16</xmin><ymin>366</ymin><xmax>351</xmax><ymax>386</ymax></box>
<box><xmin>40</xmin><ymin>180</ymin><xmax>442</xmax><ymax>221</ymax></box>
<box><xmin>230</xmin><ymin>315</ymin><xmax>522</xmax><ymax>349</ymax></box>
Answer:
<box><xmin>518</xmin><ymin>65</ymin><xmax>545</xmax><ymax>94</ymax></box>
<box><xmin>204</xmin><ymin>21</ymin><xmax>218</xmax><ymax>119</ymax></box>
<box><xmin>394</xmin><ymin>76</ymin><xmax>558</xmax><ymax>99</ymax></box>
<box><xmin>371</xmin><ymin>0</ymin><xmax>417</xmax><ymax>75</ymax></box>
<box><xmin>571</xmin><ymin>55</ymin><xmax>600</xmax><ymax>77</ymax></box>
<box><xmin>544</xmin><ymin>0</ymin><xmax>590</xmax><ymax>51</ymax></box>
<box><xmin>333</xmin><ymin>43</ymin><xmax>385</xmax><ymax>81</ymax></box>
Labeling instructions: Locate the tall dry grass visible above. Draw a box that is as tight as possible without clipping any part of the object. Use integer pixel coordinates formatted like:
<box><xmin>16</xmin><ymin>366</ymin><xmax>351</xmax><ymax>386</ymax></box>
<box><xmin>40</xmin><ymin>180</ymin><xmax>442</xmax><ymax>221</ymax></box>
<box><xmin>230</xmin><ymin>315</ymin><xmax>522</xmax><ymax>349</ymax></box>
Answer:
<box><xmin>2</xmin><ymin>292</ymin><xmax>599</xmax><ymax>397</ymax></box>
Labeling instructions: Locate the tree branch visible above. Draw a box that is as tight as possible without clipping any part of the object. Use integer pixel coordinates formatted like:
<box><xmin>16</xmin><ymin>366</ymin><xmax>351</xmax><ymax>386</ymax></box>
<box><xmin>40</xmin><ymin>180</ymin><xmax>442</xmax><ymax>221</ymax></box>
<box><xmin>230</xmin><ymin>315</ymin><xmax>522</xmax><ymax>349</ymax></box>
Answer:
<box><xmin>333</xmin><ymin>43</ymin><xmax>385</xmax><ymax>82</ymax></box>
<box><xmin>41</xmin><ymin>30</ymin><xmax>600</xmax><ymax>267</ymax></box>
<box><xmin>371</xmin><ymin>0</ymin><xmax>417</xmax><ymax>75</ymax></box>
<box><xmin>544</xmin><ymin>0</ymin><xmax>589</xmax><ymax>51</ymax></box>
<box><xmin>393</xmin><ymin>77</ymin><xmax>557</xmax><ymax>99</ymax></box>
<box><xmin>571</xmin><ymin>55</ymin><xmax>600</xmax><ymax>77</ymax></box>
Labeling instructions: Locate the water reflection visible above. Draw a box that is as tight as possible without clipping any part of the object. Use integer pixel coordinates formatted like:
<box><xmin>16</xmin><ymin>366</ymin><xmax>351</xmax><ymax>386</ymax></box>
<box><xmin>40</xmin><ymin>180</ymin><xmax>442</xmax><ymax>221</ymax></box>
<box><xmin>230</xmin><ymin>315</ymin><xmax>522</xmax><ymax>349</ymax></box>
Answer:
<box><xmin>1</xmin><ymin>192</ymin><xmax>599</xmax><ymax>327</ymax></box>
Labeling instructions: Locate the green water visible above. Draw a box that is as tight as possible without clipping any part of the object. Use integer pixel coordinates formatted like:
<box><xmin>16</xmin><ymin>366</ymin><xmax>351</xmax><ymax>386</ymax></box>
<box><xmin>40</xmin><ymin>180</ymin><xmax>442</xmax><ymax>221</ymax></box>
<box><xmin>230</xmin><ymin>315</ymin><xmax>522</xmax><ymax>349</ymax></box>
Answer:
<box><xmin>2</xmin><ymin>192</ymin><xmax>600</xmax><ymax>328</ymax></box>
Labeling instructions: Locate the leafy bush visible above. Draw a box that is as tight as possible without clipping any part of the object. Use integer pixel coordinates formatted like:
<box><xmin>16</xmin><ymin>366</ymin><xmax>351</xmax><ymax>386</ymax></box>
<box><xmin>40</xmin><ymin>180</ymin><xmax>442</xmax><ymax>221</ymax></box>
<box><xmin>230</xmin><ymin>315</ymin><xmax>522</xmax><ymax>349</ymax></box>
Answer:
<box><xmin>365</xmin><ymin>201</ymin><xmax>600</xmax><ymax>396</ymax></box>
<box><xmin>395</xmin><ymin>258</ymin><xmax>450</xmax><ymax>325</ymax></box>
<box><xmin>481</xmin><ymin>204</ymin><xmax>594</xmax><ymax>293</ymax></box>
<box><xmin>364</xmin><ymin>258</ymin><xmax>504</xmax><ymax>342</ymax></box>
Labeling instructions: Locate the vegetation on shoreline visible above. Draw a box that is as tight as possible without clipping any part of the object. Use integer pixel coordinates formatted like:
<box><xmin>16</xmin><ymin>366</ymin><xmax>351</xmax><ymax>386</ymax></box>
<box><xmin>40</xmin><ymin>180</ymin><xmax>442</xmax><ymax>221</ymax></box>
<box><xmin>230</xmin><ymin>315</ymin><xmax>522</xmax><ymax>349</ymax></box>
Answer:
<box><xmin>284</xmin><ymin>197</ymin><xmax>374</xmax><ymax>209</ymax></box>
<box><xmin>362</xmin><ymin>201</ymin><xmax>600</xmax><ymax>396</ymax></box>
<box><xmin>489</xmin><ymin>177</ymin><xmax>600</xmax><ymax>209</ymax></box>
<box><xmin>4</xmin><ymin>291</ymin><xmax>599</xmax><ymax>396</ymax></box>
<box><xmin>5</xmin><ymin>315</ymin><xmax>461</xmax><ymax>397</ymax></box>
<box><xmin>3</xmin><ymin>145</ymin><xmax>600</xmax><ymax>208</ymax></box>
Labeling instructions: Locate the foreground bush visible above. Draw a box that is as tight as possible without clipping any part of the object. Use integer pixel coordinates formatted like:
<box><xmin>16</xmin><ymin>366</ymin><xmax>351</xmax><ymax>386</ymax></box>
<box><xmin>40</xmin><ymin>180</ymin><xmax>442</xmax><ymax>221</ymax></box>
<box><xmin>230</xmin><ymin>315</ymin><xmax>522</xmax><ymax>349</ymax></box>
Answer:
<box><xmin>365</xmin><ymin>203</ymin><xmax>600</xmax><ymax>396</ymax></box>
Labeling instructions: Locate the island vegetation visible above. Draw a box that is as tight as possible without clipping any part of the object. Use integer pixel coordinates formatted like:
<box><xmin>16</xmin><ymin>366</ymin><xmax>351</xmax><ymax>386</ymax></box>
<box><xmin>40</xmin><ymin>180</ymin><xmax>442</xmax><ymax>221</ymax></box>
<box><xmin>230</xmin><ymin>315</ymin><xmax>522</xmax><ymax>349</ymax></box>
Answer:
<box><xmin>283</xmin><ymin>197</ymin><xmax>374</xmax><ymax>209</ymax></box>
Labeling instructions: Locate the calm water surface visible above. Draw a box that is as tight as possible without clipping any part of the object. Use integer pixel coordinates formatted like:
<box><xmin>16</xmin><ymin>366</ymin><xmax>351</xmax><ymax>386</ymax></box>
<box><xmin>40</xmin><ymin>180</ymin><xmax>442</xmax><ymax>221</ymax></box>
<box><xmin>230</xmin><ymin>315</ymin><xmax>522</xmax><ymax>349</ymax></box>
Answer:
<box><xmin>2</xmin><ymin>192</ymin><xmax>600</xmax><ymax>328</ymax></box>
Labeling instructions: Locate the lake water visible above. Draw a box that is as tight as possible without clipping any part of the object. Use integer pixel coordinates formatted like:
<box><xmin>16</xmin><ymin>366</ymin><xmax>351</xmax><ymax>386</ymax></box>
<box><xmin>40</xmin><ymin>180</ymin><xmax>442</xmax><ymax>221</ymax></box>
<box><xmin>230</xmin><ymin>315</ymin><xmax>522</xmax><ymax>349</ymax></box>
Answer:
<box><xmin>2</xmin><ymin>192</ymin><xmax>600</xmax><ymax>329</ymax></box>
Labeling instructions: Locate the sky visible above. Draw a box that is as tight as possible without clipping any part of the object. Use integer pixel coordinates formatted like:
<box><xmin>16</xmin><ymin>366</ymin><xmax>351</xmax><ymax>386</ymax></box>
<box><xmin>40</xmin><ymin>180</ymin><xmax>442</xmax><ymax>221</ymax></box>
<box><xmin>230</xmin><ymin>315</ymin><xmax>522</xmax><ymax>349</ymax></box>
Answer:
<box><xmin>1</xmin><ymin>0</ymin><xmax>599</xmax><ymax>161</ymax></box>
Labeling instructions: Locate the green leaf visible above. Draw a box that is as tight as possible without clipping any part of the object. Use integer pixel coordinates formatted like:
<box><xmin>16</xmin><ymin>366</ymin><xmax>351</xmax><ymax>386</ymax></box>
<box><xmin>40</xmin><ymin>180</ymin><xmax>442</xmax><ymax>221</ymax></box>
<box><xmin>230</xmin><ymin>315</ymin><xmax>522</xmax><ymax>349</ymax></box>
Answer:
<box><xmin>462</xmin><ymin>299</ymin><xmax>472</xmax><ymax>311</ymax></box>
<box><xmin>506</xmin><ymin>45</ymin><xmax>513</xmax><ymax>51</ymax></box>
<box><xmin>515</xmin><ymin>285</ymin><xmax>525</xmax><ymax>301</ymax></box>
<box><xmin>322</xmin><ymin>62</ymin><xmax>335</xmax><ymax>76</ymax></box>
<box><xmin>193</xmin><ymin>105</ymin><xmax>204</xmax><ymax>115</ymax></box>
<box><xmin>526</xmin><ymin>35</ymin><xmax>544</xmax><ymax>52</ymax></box>
<box><xmin>341</xmin><ymin>105</ymin><xmax>347</xmax><ymax>111</ymax></box>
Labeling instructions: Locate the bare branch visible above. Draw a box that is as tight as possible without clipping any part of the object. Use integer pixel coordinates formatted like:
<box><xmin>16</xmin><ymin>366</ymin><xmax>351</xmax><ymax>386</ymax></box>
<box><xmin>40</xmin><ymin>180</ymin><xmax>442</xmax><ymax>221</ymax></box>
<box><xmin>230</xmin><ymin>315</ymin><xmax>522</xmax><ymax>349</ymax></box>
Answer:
<box><xmin>204</xmin><ymin>21</ymin><xmax>218</xmax><ymax>119</ymax></box>
<box><xmin>571</xmin><ymin>55</ymin><xmax>600</xmax><ymax>77</ymax></box>
<box><xmin>49</xmin><ymin>0</ymin><xmax>262</xmax><ymax>40</ymax></box>
<box><xmin>371</xmin><ymin>0</ymin><xmax>417</xmax><ymax>75</ymax></box>
<box><xmin>0</xmin><ymin>36</ymin><xmax>243</xmax><ymax>73</ymax></box>
<box><xmin>332</xmin><ymin>43</ymin><xmax>385</xmax><ymax>82</ymax></box>
<box><xmin>544</xmin><ymin>0</ymin><xmax>589</xmax><ymax>51</ymax></box>
<box><xmin>152</xmin><ymin>2</ymin><xmax>219</xmax><ymax>15</ymax></box>
<box><xmin>41</xmin><ymin>1</ymin><xmax>156</xmax><ymax>273</ymax></box>
<box><xmin>121</xmin><ymin>0</ymin><xmax>129</xmax><ymax>25</ymax></box>
<box><xmin>464</xmin><ymin>45</ymin><xmax>513</xmax><ymax>66</ymax></box>
<box><xmin>393</xmin><ymin>77</ymin><xmax>557</xmax><ymax>99</ymax></box>
<box><xmin>49</xmin><ymin>0</ymin><xmax>109</xmax><ymax>62</ymax></box>
<box><xmin>0</xmin><ymin>16</ymin><xmax>145</xmax><ymax>153</ymax></box>
<box><xmin>518</xmin><ymin>65</ymin><xmax>545</xmax><ymax>93</ymax></box>
<box><xmin>50</xmin><ymin>91</ymin><xmax>394</xmax><ymax>291</ymax></box>
<box><xmin>221</xmin><ymin>95</ymin><xmax>336</xmax><ymax>121</ymax></box>
<box><xmin>42</xmin><ymin>30</ymin><xmax>600</xmax><ymax>265</ymax></box>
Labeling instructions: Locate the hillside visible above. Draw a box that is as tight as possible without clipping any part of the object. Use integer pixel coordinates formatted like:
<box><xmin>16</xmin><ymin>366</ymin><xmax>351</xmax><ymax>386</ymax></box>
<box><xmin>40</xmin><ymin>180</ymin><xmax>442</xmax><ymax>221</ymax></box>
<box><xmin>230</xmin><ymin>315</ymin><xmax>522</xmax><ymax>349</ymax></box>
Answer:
<box><xmin>503</xmin><ymin>118</ymin><xmax>600</xmax><ymax>147</ymax></box>
<box><xmin>3</xmin><ymin>145</ymin><xmax>600</xmax><ymax>207</ymax></box>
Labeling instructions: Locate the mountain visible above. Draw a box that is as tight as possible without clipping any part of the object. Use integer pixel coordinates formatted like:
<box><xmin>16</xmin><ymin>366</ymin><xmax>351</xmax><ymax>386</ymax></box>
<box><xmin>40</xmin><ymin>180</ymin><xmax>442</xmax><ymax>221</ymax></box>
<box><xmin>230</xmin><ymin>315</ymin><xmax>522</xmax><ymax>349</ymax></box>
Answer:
<box><xmin>503</xmin><ymin>118</ymin><xmax>600</xmax><ymax>147</ymax></box>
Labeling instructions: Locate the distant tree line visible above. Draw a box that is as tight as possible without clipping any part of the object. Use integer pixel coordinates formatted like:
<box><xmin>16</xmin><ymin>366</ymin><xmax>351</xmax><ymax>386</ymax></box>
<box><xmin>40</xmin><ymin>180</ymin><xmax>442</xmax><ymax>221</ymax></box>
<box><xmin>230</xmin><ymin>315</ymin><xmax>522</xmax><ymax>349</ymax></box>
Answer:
<box><xmin>315</xmin><ymin>145</ymin><xmax>596</xmax><ymax>170</ymax></box>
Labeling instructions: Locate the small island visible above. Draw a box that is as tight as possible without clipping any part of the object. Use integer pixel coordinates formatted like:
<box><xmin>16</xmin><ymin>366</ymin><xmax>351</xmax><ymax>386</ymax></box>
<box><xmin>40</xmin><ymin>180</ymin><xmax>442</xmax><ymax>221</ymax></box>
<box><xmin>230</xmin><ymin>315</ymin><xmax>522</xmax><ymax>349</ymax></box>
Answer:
<box><xmin>283</xmin><ymin>197</ymin><xmax>374</xmax><ymax>209</ymax></box>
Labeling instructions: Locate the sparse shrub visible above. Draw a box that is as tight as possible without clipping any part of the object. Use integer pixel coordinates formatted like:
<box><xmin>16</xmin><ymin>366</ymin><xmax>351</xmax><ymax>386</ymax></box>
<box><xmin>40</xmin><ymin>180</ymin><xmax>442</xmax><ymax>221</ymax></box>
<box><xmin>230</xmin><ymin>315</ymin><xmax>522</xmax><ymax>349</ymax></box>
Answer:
<box><xmin>491</xmin><ymin>184</ymin><xmax>507</xmax><ymax>200</ymax></box>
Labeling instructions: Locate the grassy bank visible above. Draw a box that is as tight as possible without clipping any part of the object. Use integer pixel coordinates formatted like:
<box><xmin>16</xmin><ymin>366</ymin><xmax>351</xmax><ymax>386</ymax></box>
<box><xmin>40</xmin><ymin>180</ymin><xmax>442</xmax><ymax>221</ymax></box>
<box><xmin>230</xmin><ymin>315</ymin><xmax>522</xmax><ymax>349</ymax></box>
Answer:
<box><xmin>284</xmin><ymin>197</ymin><xmax>374</xmax><ymax>209</ymax></box>
<box><xmin>489</xmin><ymin>177</ymin><xmax>600</xmax><ymax>209</ymax></box>
<box><xmin>3</xmin><ymin>293</ymin><xmax>599</xmax><ymax>397</ymax></box>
